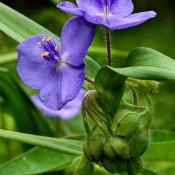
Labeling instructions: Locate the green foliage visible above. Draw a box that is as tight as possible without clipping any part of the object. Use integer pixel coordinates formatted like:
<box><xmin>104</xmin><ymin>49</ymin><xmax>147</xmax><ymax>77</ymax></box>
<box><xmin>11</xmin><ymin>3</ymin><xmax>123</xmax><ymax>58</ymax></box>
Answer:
<box><xmin>0</xmin><ymin>147</ymin><xmax>76</xmax><ymax>175</ymax></box>
<box><xmin>0</xmin><ymin>129</ymin><xmax>82</xmax><ymax>155</ymax></box>
<box><xmin>95</xmin><ymin>66</ymin><xmax>126</xmax><ymax>118</ymax></box>
<box><xmin>108</xmin><ymin>47</ymin><xmax>175</xmax><ymax>81</ymax></box>
<box><xmin>0</xmin><ymin>2</ymin><xmax>55</xmax><ymax>42</ymax></box>
<box><xmin>0</xmin><ymin>70</ymin><xmax>53</xmax><ymax>136</ymax></box>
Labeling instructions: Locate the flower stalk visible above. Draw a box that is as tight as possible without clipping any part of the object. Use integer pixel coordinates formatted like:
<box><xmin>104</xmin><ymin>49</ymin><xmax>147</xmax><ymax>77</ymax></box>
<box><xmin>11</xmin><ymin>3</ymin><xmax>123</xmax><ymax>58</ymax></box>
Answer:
<box><xmin>105</xmin><ymin>30</ymin><xmax>112</xmax><ymax>66</ymax></box>
<box><xmin>85</xmin><ymin>77</ymin><xmax>95</xmax><ymax>85</ymax></box>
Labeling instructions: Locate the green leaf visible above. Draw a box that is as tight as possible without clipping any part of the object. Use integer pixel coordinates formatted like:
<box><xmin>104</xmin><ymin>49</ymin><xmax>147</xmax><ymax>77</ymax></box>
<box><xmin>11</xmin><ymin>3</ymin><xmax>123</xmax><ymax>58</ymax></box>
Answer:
<box><xmin>0</xmin><ymin>129</ymin><xmax>82</xmax><ymax>155</ymax></box>
<box><xmin>150</xmin><ymin>130</ymin><xmax>175</xmax><ymax>142</ymax></box>
<box><xmin>85</xmin><ymin>56</ymin><xmax>101</xmax><ymax>80</ymax></box>
<box><xmin>109</xmin><ymin>47</ymin><xmax>175</xmax><ymax>81</ymax></box>
<box><xmin>144</xmin><ymin>140</ymin><xmax>175</xmax><ymax>161</ymax></box>
<box><xmin>142</xmin><ymin>168</ymin><xmax>158</xmax><ymax>175</ymax></box>
<box><xmin>143</xmin><ymin>130</ymin><xmax>175</xmax><ymax>161</ymax></box>
<box><xmin>0</xmin><ymin>52</ymin><xmax>17</xmax><ymax>64</ymax></box>
<box><xmin>0</xmin><ymin>71</ymin><xmax>53</xmax><ymax>136</ymax></box>
<box><xmin>0</xmin><ymin>2</ymin><xmax>55</xmax><ymax>42</ymax></box>
<box><xmin>95</xmin><ymin>66</ymin><xmax>126</xmax><ymax>117</ymax></box>
<box><xmin>0</xmin><ymin>147</ymin><xmax>76</xmax><ymax>175</ymax></box>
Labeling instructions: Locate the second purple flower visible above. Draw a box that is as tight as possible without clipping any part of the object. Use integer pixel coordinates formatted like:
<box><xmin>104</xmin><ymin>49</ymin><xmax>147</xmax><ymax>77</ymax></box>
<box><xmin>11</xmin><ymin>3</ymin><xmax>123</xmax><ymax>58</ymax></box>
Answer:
<box><xmin>57</xmin><ymin>0</ymin><xmax>157</xmax><ymax>30</ymax></box>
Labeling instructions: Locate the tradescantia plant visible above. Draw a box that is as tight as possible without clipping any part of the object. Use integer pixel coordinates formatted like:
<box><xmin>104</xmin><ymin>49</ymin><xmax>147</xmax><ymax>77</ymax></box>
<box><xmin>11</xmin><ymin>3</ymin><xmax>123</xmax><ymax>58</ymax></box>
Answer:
<box><xmin>1</xmin><ymin>0</ymin><xmax>175</xmax><ymax>175</ymax></box>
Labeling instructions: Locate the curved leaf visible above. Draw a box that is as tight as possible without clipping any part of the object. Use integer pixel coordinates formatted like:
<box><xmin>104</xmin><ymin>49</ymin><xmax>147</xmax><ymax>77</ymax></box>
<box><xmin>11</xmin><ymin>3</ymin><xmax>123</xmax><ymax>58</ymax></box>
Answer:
<box><xmin>95</xmin><ymin>66</ymin><xmax>126</xmax><ymax>117</ymax></box>
<box><xmin>109</xmin><ymin>47</ymin><xmax>175</xmax><ymax>81</ymax></box>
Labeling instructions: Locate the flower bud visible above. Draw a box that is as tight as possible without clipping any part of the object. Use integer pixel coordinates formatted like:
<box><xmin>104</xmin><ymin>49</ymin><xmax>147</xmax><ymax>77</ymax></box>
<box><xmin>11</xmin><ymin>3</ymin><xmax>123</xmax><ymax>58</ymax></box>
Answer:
<box><xmin>128</xmin><ymin>79</ymin><xmax>159</xmax><ymax>94</ymax></box>
<box><xmin>129</xmin><ymin>129</ymin><xmax>149</xmax><ymax>157</ymax></box>
<box><xmin>127</xmin><ymin>158</ymin><xmax>143</xmax><ymax>175</ymax></box>
<box><xmin>67</xmin><ymin>156</ymin><xmax>94</xmax><ymax>175</ymax></box>
<box><xmin>115</xmin><ymin>112</ymin><xmax>140</xmax><ymax>137</ymax></box>
<box><xmin>102</xmin><ymin>158</ymin><xmax>127</xmax><ymax>174</ymax></box>
<box><xmin>83</xmin><ymin>137</ymin><xmax>103</xmax><ymax>161</ymax></box>
<box><xmin>104</xmin><ymin>137</ymin><xmax>129</xmax><ymax>159</ymax></box>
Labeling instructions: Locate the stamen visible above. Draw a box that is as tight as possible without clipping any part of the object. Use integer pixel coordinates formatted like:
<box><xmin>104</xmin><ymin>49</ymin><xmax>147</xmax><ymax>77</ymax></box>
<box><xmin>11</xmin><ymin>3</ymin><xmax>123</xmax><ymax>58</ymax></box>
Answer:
<box><xmin>41</xmin><ymin>52</ymin><xmax>49</xmax><ymax>58</ymax></box>
<box><xmin>37</xmin><ymin>42</ymin><xmax>41</xmax><ymax>45</ymax></box>
<box><xmin>47</xmin><ymin>37</ymin><xmax>52</xmax><ymax>41</ymax></box>
<box><xmin>54</xmin><ymin>46</ymin><xmax>59</xmax><ymax>51</ymax></box>
<box><xmin>42</xmin><ymin>37</ymin><xmax>47</xmax><ymax>41</ymax></box>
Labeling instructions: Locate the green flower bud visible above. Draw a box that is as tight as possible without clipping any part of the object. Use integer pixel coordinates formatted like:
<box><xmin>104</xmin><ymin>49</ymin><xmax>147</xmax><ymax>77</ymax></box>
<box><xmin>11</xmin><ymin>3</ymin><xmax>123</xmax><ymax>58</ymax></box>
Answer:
<box><xmin>129</xmin><ymin>129</ymin><xmax>149</xmax><ymax>157</ymax></box>
<box><xmin>104</xmin><ymin>137</ymin><xmax>129</xmax><ymax>159</ymax></box>
<box><xmin>102</xmin><ymin>158</ymin><xmax>127</xmax><ymax>174</ymax></box>
<box><xmin>83</xmin><ymin>138</ymin><xmax>103</xmax><ymax>161</ymax></box>
<box><xmin>103</xmin><ymin>141</ymin><xmax>116</xmax><ymax>159</ymax></box>
<box><xmin>67</xmin><ymin>156</ymin><xmax>94</xmax><ymax>175</ymax></box>
<box><xmin>128</xmin><ymin>79</ymin><xmax>159</xmax><ymax>94</ymax></box>
<box><xmin>116</xmin><ymin>112</ymin><xmax>140</xmax><ymax>137</ymax></box>
<box><xmin>127</xmin><ymin>158</ymin><xmax>143</xmax><ymax>175</ymax></box>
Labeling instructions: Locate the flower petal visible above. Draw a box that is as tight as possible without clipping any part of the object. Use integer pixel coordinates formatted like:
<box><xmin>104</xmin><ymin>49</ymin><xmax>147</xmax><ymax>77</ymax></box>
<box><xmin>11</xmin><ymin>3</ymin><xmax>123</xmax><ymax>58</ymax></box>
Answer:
<box><xmin>108</xmin><ymin>11</ymin><xmax>157</xmax><ymax>30</ymax></box>
<box><xmin>39</xmin><ymin>63</ymin><xmax>85</xmax><ymax>110</ymax></box>
<box><xmin>83</xmin><ymin>12</ymin><xmax>106</xmax><ymax>26</ymax></box>
<box><xmin>60</xmin><ymin>17</ymin><xmax>95</xmax><ymax>66</ymax></box>
<box><xmin>76</xmin><ymin>0</ymin><xmax>102</xmax><ymax>15</ymax></box>
<box><xmin>32</xmin><ymin>89</ymin><xmax>85</xmax><ymax>119</ymax></box>
<box><xmin>17</xmin><ymin>34</ymin><xmax>58</xmax><ymax>89</ymax></box>
<box><xmin>57</xmin><ymin>2</ymin><xmax>83</xmax><ymax>16</ymax></box>
<box><xmin>109</xmin><ymin>0</ymin><xmax>134</xmax><ymax>17</ymax></box>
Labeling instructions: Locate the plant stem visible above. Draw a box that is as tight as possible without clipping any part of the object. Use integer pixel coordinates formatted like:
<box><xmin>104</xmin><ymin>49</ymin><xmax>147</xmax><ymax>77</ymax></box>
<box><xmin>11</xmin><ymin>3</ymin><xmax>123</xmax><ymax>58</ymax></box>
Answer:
<box><xmin>85</xmin><ymin>77</ymin><xmax>94</xmax><ymax>85</ymax></box>
<box><xmin>105</xmin><ymin>29</ymin><xmax>112</xmax><ymax>66</ymax></box>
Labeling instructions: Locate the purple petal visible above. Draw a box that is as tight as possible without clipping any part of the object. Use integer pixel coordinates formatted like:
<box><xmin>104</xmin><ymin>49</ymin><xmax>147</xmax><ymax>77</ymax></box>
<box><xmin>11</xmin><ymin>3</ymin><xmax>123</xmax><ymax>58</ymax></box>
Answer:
<box><xmin>76</xmin><ymin>0</ymin><xmax>102</xmax><ymax>14</ymax></box>
<box><xmin>32</xmin><ymin>89</ymin><xmax>85</xmax><ymax>120</ymax></box>
<box><xmin>109</xmin><ymin>0</ymin><xmax>134</xmax><ymax>17</ymax></box>
<box><xmin>83</xmin><ymin>13</ymin><xmax>106</xmax><ymax>26</ymax></box>
<box><xmin>108</xmin><ymin>11</ymin><xmax>157</xmax><ymax>30</ymax></box>
<box><xmin>57</xmin><ymin>2</ymin><xmax>83</xmax><ymax>16</ymax></box>
<box><xmin>17</xmin><ymin>34</ymin><xmax>58</xmax><ymax>89</ymax></box>
<box><xmin>39</xmin><ymin>63</ymin><xmax>85</xmax><ymax>110</ymax></box>
<box><xmin>60</xmin><ymin>16</ymin><xmax>95</xmax><ymax>66</ymax></box>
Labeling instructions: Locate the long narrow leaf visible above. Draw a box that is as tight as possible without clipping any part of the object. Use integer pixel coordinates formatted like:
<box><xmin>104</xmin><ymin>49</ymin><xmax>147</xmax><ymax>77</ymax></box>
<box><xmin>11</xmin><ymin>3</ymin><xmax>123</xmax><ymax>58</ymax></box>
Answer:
<box><xmin>0</xmin><ymin>129</ymin><xmax>82</xmax><ymax>155</ymax></box>
<box><xmin>0</xmin><ymin>147</ymin><xmax>76</xmax><ymax>175</ymax></box>
<box><xmin>0</xmin><ymin>2</ymin><xmax>55</xmax><ymax>42</ymax></box>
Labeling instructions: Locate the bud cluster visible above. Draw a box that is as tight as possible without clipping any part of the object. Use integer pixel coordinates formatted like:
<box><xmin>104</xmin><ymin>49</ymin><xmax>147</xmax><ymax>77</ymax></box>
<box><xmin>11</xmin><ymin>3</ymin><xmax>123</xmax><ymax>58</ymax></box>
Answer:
<box><xmin>82</xmin><ymin>108</ymin><xmax>150</xmax><ymax>174</ymax></box>
<box><xmin>73</xmin><ymin>80</ymin><xmax>157</xmax><ymax>175</ymax></box>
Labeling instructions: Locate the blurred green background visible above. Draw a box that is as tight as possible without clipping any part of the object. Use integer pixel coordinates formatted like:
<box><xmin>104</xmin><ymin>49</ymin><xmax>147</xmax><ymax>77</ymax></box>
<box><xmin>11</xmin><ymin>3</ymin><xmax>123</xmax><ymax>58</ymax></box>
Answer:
<box><xmin>1</xmin><ymin>0</ymin><xmax>175</xmax><ymax>174</ymax></box>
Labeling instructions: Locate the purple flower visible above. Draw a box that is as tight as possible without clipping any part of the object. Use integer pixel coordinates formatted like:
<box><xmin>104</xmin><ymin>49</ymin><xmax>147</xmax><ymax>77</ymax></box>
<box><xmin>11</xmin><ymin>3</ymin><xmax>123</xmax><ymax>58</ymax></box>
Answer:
<box><xmin>57</xmin><ymin>0</ymin><xmax>157</xmax><ymax>30</ymax></box>
<box><xmin>17</xmin><ymin>17</ymin><xmax>95</xmax><ymax>110</ymax></box>
<box><xmin>31</xmin><ymin>89</ymin><xmax>85</xmax><ymax>120</ymax></box>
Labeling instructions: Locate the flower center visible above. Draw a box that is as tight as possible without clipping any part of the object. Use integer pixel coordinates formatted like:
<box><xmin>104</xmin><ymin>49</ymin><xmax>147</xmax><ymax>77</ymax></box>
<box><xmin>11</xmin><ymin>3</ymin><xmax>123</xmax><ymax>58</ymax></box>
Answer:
<box><xmin>38</xmin><ymin>36</ymin><xmax>60</xmax><ymax>64</ymax></box>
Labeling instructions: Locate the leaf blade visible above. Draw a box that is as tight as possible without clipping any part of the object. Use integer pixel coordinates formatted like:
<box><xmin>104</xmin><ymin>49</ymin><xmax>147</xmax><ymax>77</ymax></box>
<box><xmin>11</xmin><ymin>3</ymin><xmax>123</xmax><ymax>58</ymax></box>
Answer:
<box><xmin>0</xmin><ymin>2</ymin><xmax>56</xmax><ymax>42</ymax></box>
<box><xmin>0</xmin><ymin>129</ymin><xmax>82</xmax><ymax>155</ymax></box>
<box><xmin>95</xmin><ymin>66</ymin><xmax>126</xmax><ymax>117</ymax></box>
<box><xmin>110</xmin><ymin>47</ymin><xmax>175</xmax><ymax>81</ymax></box>
<box><xmin>0</xmin><ymin>147</ymin><xmax>76</xmax><ymax>175</ymax></box>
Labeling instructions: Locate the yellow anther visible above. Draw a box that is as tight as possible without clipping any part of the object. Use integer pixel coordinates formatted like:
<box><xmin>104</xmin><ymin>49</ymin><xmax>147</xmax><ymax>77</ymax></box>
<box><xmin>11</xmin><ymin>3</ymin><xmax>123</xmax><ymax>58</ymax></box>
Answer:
<box><xmin>41</xmin><ymin>52</ymin><xmax>49</xmax><ymax>58</ymax></box>
<box><xmin>42</xmin><ymin>37</ymin><xmax>47</xmax><ymax>41</ymax></box>
<box><xmin>54</xmin><ymin>46</ymin><xmax>59</xmax><ymax>51</ymax></box>
<box><xmin>47</xmin><ymin>37</ymin><xmax>52</xmax><ymax>41</ymax></box>
<box><xmin>37</xmin><ymin>42</ymin><xmax>41</xmax><ymax>45</ymax></box>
